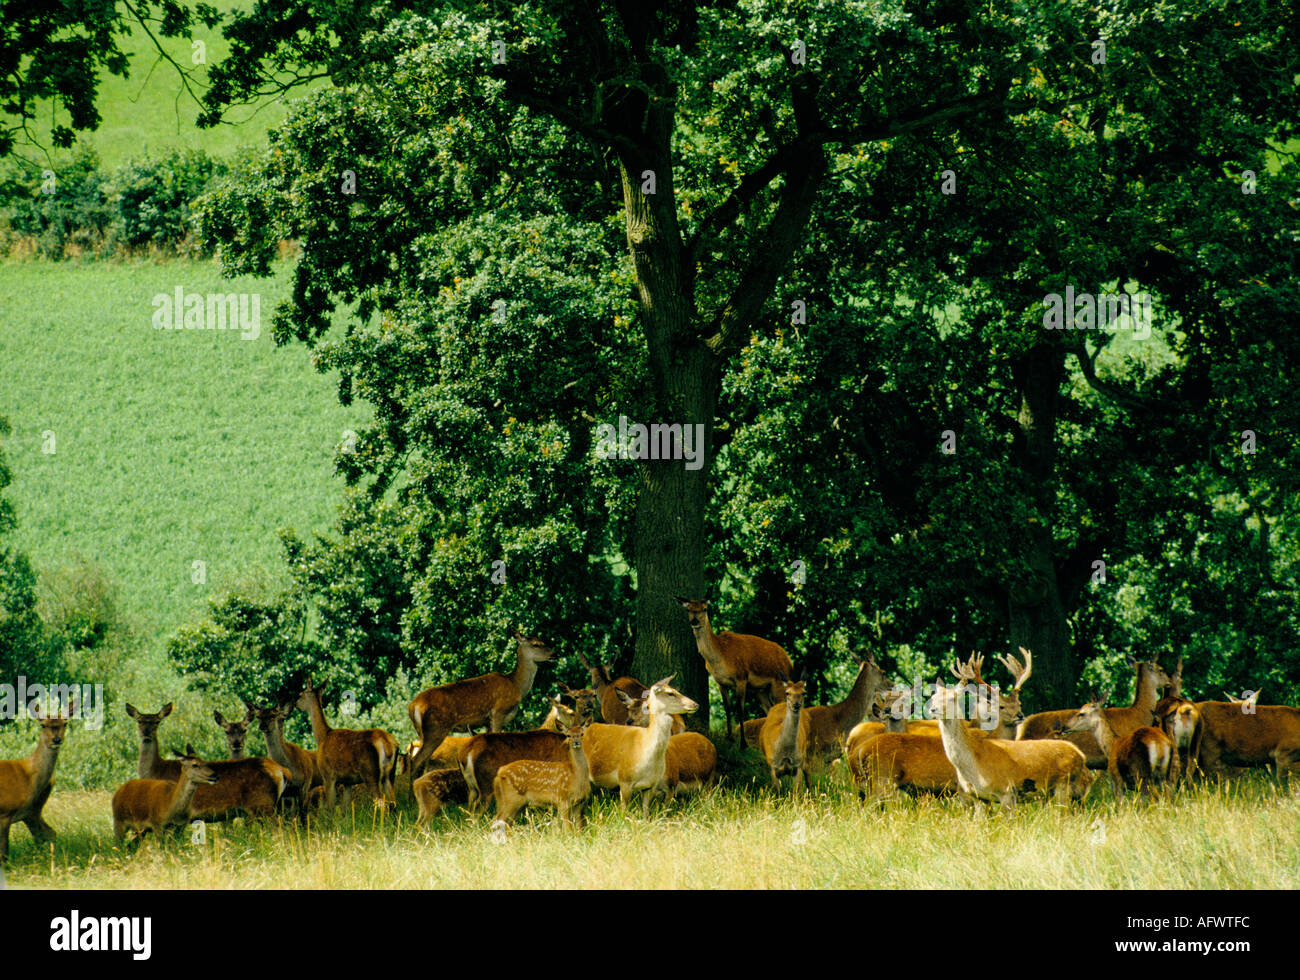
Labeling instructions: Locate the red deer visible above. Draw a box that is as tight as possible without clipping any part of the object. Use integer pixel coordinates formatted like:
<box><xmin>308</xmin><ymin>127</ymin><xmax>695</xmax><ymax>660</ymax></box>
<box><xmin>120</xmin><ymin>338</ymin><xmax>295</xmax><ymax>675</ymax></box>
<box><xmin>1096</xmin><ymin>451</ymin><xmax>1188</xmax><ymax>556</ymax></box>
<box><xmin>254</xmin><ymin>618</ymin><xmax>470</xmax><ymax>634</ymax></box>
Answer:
<box><xmin>124</xmin><ymin>703</ymin><xmax>291</xmax><ymax>822</ymax></box>
<box><xmin>296</xmin><ymin>680</ymin><xmax>399</xmax><ymax>809</ymax></box>
<box><xmin>843</xmin><ymin>688</ymin><xmax>910</xmax><ymax>757</ymax></box>
<box><xmin>1063</xmin><ymin>696</ymin><xmax>1174</xmax><ymax>798</ymax></box>
<box><xmin>931</xmin><ymin>679</ymin><xmax>1091</xmax><ymax>809</ymax></box>
<box><xmin>541</xmin><ymin>687</ymin><xmax>599</xmax><ymax>732</ymax></box>
<box><xmin>617</xmin><ymin>689</ymin><xmax>686</xmax><ymax>734</ymax></box>
<box><xmin>583</xmin><ymin>676</ymin><xmax>699</xmax><ymax>814</ymax></box>
<box><xmin>491</xmin><ymin>723</ymin><xmax>592</xmax><ymax>833</ymax></box>
<box><xmin>1192</xmin><ymin>696</ymin><xmax>1300</xmax><ymax>780</ymax></box>
<box><xmin>0</xmin><ymin>705</ymin><xmax>69</xmax><ymax>863</ymax></box>
<box><xmin>1152</xmin><ymin>659</ymin><xmax>1201</xmax><ymax>783</ymax></box>
<box><xmin>251</xmin><ymin>702</ymin><xmax>321</xmax><ymax>811</ymax></box>
<box><xmin>768</xmin><ymin>653</ymin><xmax>884</xmax><ymax>772</ymax></box>
<box><xmin>617</xmin><ymin>696</ymin><xmax>714</xmax><ymax>800</ymax></box>
<box><xmin>676</xmin><ymin>596</ymin><xmax>792</xmax><ymax>744</ymax></box>
<box><xmin>1016</xmin><ymin>656</ymin><xmax>1171</xmax><ymax>767</ymax></box>
<box><xmin>408</xmin><ymin>630</ymin><xmax>555</xmax><ymax>777</ymax></box>
<box><xmin>413</xmin><ymin>769</ymin><xmax>469</xmax><ymax>826</ymax></box>
<box><xmin>214</xmin><ymin>707</ymin><xmax>253</xmax><ymax>759</ymax></box>
<box><xmin>112</xmin><ymin>749</ymin><xmax>218</xmax><ymax>844</ymax></box>
<box><xmin>573</xmin><ymin>649</ymin><xmax>647</xmax><ymax>724</ymax></box>
<box><xmin>759</xmin><ymin>680</ymin><xmax>811</xmax><ymax>793</ymax></box>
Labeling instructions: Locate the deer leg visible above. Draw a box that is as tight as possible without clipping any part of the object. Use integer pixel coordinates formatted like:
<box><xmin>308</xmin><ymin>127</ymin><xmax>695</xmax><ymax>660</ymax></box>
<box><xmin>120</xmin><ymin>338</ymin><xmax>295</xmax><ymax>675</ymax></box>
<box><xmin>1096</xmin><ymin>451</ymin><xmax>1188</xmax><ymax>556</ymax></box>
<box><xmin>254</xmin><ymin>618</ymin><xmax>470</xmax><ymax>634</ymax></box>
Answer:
<box><xmin>718</xmin><ymin>683</ymin><xmax>734</xmax><ymax>739</ymax></box>
<box><xmin>0</xmin><ymin>817</ymin><xmax>10</xmax><ymax>863</ymax></box>
<box><xmin>735</xmin><ymin>681</ymin><xmax>749</xmax><ymax>743</ymax></box>
<box><xmin>325</xmin><ymin>775</ymin><xmax>338</xmax><ymax>811</ymax></box>
<box><xmin>409</xmin><ymin>727</ymin><xmax>444</xmax><ymax>780</ymax></box>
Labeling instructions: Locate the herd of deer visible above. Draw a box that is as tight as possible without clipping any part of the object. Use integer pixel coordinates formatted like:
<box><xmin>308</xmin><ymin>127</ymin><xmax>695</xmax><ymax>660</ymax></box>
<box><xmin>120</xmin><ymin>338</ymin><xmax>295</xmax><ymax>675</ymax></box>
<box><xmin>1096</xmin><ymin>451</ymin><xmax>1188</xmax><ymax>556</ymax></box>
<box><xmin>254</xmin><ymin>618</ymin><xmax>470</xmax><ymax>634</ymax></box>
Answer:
<box><xmin>2</xmin><ymin>597</ymin><xmax>1299</xmax><ymax>861</ymax></box>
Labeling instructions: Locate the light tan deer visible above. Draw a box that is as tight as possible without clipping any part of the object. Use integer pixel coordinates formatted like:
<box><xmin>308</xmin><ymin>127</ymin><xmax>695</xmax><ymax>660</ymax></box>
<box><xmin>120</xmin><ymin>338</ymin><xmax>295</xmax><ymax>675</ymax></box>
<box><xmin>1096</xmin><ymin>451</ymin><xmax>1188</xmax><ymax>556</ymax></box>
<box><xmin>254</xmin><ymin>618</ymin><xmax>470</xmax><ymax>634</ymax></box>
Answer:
<box><xmin>406</xmin><ymin>736</ymin><xmax>473</xmax><ymax>772</ymax></box>
<box><xmin>1193</xmin><ymin>695</ymin><xmax>1300</xmax><ymax>779</ymax></box>
<box><xmin>1017</xmin><ymin>656</ymin><xmax>1171</xmax><ymax>767</ymax></box>
<box><xmin>0</xmin><ymin>705</ymin><xmax>69</xmax><ymax>863</ymax></box>
<box><xmin>573</xmin><ymin>649</ymin><xmax>647</xmax><ymax>724</ymax></box>
<box><xmin>112</xmin><ymin>748</ymin><xmax>218</xmax><ymax>844</ymax></box>
<box><xmin>759</xmin><ymin>680</ymin><xmax>811</xmax><ymax>793</ymax></box>
<box><xmin>491</xmin><ymin>723</ymin><xmax>592</xmax><ymax>832</ymax></box>
<box><xmin>617</xmin><ymin>688</ymin><xmax>686</xmax><ymax>734</ymax></box>
<box><xmin>843</xmin><ymin>688</ymin><xmax>911</xmax><ymax>757</ymax></box>
<box><xmin>1063</xmin><ymin>696</ymin><xmax>1174</xmax><ymax>798</ymax></box>
<box><xmin>583</xmin><ymin>676</ymin><xmax>699</xmax><ymax>815</ymax></box>
<box><xmin>931</xmin><ymin>678</ymin><xmax>1090</xmax><ymax>810</ymax></box>
<box><xmin>408</xmin><ymin>630</ymin><xmax>555</xmax><ymax>777</ymax></box>
<box><xmin>251</xmin><ymin>702</ymin><xmax>321</xmax><ymax>811</ymax></box>
<box><xmin>296</xmin><ymin>680</ymin><xmax>399</xmax><ymax>809</ymax></box>
<box><xmin>214</xmin><ymin>707</ymin><xmax>253</xmax><ymax>759</ymax></box>
<box><xmin>676</xmin><ymin>596</ymin><xmax>792</xmax><ymax>744</ymax></box>
<box><xmin>660</xmin><ymin>733</ymin><xmax>717</xmax><ymax>800</ymax></box>
<box><xmin>124</xmin><ymin>703</ymin><xmax>292</xmax><ymax>821</ymax></box>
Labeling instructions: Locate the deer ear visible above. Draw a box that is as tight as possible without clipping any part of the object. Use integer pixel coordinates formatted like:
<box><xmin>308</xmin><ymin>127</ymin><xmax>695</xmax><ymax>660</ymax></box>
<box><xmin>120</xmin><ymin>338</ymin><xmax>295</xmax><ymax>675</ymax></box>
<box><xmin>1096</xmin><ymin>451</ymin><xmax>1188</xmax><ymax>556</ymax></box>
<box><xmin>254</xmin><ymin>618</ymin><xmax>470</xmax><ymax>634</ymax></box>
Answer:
<box><xmin>161</xmin><ymin>703</ymin><xmax>174</xmax><ymax>717</ymax></box>
<box><xmin>125</xmin><ymin>703</ymin><xmax>138</xmax><ymax>719</ymax></box>
<box><xmin>1125</xmin><ymin>654</ymin><xmax>1137</xmax><ymax>668</ymax></box>
<box><xmin>185</xmin><ymin>742</ymin><xmax>197</xmax><ymax>757</ymax></box>
<box><xmin>616</xmin><ymin>690</ymin><xmax>636</xmax><ymax>706</ymax></box>
<box><xmin>214</xmin><ymin>710</ymin><xmax>225</xmax><ymax>725</ymax></box>
<box><xmin>673</xmin><ymin>595</ymin><xmax>689</xmax><ymax>605</ymax></box>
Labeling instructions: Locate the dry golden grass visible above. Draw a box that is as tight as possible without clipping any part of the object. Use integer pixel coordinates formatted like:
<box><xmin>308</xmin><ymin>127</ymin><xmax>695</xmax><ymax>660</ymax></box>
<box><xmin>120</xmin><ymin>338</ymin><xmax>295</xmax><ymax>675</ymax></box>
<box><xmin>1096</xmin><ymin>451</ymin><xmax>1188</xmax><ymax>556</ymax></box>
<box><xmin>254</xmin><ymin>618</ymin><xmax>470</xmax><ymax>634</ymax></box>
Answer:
<box><xmin>5</xmin><ymin>768</ymin><xmax>1299</xmax><ymax>889</ymax></box>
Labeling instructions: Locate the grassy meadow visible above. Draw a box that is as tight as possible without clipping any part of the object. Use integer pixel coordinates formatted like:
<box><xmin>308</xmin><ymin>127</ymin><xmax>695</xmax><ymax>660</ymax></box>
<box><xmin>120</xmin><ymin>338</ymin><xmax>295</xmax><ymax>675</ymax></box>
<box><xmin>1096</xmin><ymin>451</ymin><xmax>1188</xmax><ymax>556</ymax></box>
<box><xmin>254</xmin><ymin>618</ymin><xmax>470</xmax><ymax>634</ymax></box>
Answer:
<box><xmin>5</xmin><ymin>766</ymin><xmax>1299</xmax><ymax>889</ymax></box>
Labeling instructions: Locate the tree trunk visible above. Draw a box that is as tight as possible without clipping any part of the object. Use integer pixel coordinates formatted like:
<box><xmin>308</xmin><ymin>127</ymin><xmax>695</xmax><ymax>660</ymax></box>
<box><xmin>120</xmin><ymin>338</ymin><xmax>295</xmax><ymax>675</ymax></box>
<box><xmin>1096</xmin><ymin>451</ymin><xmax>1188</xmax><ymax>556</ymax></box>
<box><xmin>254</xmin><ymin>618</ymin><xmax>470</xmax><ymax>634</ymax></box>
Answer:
<box><xmin>1007</xmin><ymin>341</ymin><xmax>1075</xmax><ymax>707</ymax></box>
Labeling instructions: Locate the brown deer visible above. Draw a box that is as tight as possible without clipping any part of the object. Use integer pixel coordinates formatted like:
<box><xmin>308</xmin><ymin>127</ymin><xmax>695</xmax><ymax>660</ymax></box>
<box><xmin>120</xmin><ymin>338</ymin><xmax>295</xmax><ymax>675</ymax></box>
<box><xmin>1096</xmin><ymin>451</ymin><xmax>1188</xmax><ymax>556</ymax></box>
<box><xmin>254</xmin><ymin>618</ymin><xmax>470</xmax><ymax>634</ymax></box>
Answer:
<box><xmin>573</xmin><ymin>649</ymin><xmax>647</xmax><ymax>724</ymax></box>
<box><xmin>931</xmin><ymin>678</ymin><xmax>1091</xmax><ymax>810</ymax></box>
<box><xmin>0</xmin><ymin>705</ymin><xmax>69</xmax><ymax>863</ymax></box>
<box><xmin>491</xmin><ymin>723</ymin><xmax>592</xmax><ymax>833</ymax></box>
<box><xmin>112</xmin><ymin>749</ymin><xmax>218</xmax><ymax>844</ymax></box>
<box><xmin>1063</xmin><ymin>696</ymin><xmax>1175</xmax><ymax>798</ymax></box>
<box><xmin>1151</xmin><ymin>659</ymin><xmax>1201</xmax><ymax>783</ymax></box>
<box><xmin>406</xmin><ymin>736</ymin><xmax>473</xmax><ymax>772</ymax></box>
<box><xmin>676</xmin><ymin>596</ymin><xmax>792</xmax><ymax>744</ymax></box>
<box><xmin>1192</xmin><ymin>696</ymin><xmax>1300</xmax><ymax>779</ymax></box>
<box><xmin>843</xmin><ymin>688</ymin><xmax>911</xmax><ymax>757</ymax></box>
<box><xmin>408</xmin><ymin>630</ymin><xmax>555</xmax><ymax>777</ymax></box>
<box><xmin>413</xmin><ymin>769</ymin><xmax>469</xmax><ymax>826</ymax></box>
<box><xmin>616</xmin><ymin>688</ymin><xmax>686</xmax><ymax>734</ymax></box>
<box><xmin>541</xmin><ymin>686</ymin><xmax>599</xmax><ymax>732</ymax></box>
<box><xmin>661</xmin><ymin>733</ymin><xmax>717</xmax><ymax>800</ymax></box>
<box><xmin>214</xmin><ymin>708</ymin><xmax>253</xmax><ymax>759</ymax></box>
<box><xmin>296</xmin><ymin>680</ymin><xmax>399</xmax><ymax>809</ymax></box>
<box><xmin>583</xmin><ymin>676</ymin><xmax>699</xmax><ymax>815</ymax></box>
<box><xmin>251</xmin><ymin>702</ymin><xmax>321</xmax><ymax>811</ymax></box>
<box><xmin>759</xmin><ymin>680</ymin><xmax>811</xmax><ymax>793</ymax></box>
<box><xmin>1016</xmin><ymin>656</ymin><xmax>1171</xmax><ymax>767</ymax></box>
<box><xmin>124</xmin><ymin>703</ymin><xmax>292</xmax><ymax>821</ymax></box>
<box><xmin>787</xmin><ymin>653</ymin><xmax>884</xmax><ymax>771</ymax></box>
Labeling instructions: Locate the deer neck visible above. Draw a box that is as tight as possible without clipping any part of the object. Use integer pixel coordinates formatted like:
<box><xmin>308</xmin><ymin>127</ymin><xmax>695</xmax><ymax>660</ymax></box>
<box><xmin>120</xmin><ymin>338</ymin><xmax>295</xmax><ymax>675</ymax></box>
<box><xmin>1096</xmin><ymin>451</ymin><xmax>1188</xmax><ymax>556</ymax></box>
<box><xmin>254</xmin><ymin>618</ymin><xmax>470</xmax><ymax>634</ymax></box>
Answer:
<box><xmin>510</xmin><ymin>649</ymin><xmax>540</xmax><ymax>699</ymax></box>
<box><xmin>28</xmin><ymin>736</ymin><xmax>61</xmax><ymax>790</ymax></box>
<box><xmin>643</xmin><ymin>702</ymin><xmax>676</xmax><ymax>756</ymax></box>
<box><xmin>691</xmin><ymin>615</ymin><xmax>725</xmax><ymax>666</ymax></box>
<box><xmin>263</xmin><ymin>720</ymin><xmax>291</xmax><ymax>767</ymax></box>
<box><xmin>935</xmin><ymin>700</ymin><xmax>981</xmax><ymax>782</ymax></box>
<box><xmin>167</xmin><ymin>774</ymin><xmax>204</xmax><ymax>825</ymax></box>
<box><xmin>835</xmin><ymin>665</ymin><xmax>880</xmax><ymax>732</ymax></box>
<box><xmin>1133</xmin><ymin>667</ymin><xmax>1161</xmax><ymax>717</ymax></box>
<box><xmin>570</xmin><ymin>742</ymin><xmax>591</xmax><ymax>796</ymax></box>
<box><xmin>303</xmin><ymin>694</ymin><xmax>331</xmax><ymax>744</ymax></box>
<box><xmin>137</xmin><ymin>732</ymin><xmax>163</xmax><ymax>779</ymax></box>
<box><xmin>775</xmin><ymin>703</ymin><xmax>802</xmax><ymax>757</ymax></box>
<box><xmin>1089</xmin><ymin>715</ymin><xmax>1117</xmax><ymax>756</ymax></box>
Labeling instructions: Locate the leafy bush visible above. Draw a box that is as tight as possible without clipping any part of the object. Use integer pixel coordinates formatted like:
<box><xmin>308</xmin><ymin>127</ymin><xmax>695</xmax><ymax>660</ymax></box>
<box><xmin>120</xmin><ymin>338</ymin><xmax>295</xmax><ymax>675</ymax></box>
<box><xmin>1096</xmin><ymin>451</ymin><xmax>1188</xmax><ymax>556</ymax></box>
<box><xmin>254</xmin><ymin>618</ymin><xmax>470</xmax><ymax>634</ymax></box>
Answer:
<box><xmin>108</xmin><ymin>149</ymin><xmax>226</xmax><ymax>251</ymax></box>
<box><xmin>1</xmin><ymin>148</ymin><xmax>116</xmax><ymax>258</ymax></box>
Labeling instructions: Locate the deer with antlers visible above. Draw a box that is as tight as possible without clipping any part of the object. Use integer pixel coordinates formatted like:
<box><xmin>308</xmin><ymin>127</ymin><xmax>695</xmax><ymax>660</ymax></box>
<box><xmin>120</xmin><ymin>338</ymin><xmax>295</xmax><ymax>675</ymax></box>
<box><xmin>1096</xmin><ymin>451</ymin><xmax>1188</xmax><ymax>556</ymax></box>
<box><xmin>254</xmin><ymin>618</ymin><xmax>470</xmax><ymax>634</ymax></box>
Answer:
<box><xmin>296</xmin><ymin>680</ymin><xmax>399</xmax><ymax>809</ymax></box>
<box><xmin>490</xmin><ymin>722</ymin><xmax>592</xmax><ymax>833</ymax></box>
<box><xmin>125</xmin><ymin>703</ymin><xmax>292</xmax><ymax>822</ymax></box>
<box><xmin>676</xmin><ymin>596</ymin><xmax>792</xmax><ymax>744</ymax></box>
<box><xmin>1063</xmin><ymin>695</ymin><xmax>1175</xmax><ymax>798</ymax></box>
<box><xmin>112</xmin><ymin>748</ymin><xmax>218</xmax><ymax>845</ymax></box>
<box><xmin>408</xmin><ymin>630</ymin><xmax>555</xmax><ymax>778</ymax></box>
<box><xmin>931</xmin><ymin>674</ymin><xmax>1091</xmax><ymax>810</ymax></box>
<box><xmin>0</xmin><ymin>704</ymin><xmax>69</xmax><ymax>863</ymax></box>
<box><xmin>1017</xmin><ymin>656</ymin><xmax>1171</xmax><ymax>767</ymax></box>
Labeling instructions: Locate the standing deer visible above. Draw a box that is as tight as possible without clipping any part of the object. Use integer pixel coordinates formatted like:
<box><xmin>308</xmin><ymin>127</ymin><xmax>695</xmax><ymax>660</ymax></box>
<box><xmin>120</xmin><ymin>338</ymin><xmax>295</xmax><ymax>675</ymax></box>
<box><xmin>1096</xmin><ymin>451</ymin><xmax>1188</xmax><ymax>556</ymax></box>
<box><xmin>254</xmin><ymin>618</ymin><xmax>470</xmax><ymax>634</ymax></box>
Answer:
<box><xmin>296</xmin><ymin>680</ymin><xmax>399</xmax><ymax>809</ymax></box>
<box><xmin>583</xmin><ymin>676</ymin><xmax>699</xmax><ymax>815</ymax></box>
<box><xmin>617</xmin><ymin>694</ymin><xmax>715</xmax><ymax>800</ymax></box>
<box><xmin>931</xmin><ymin>677</ymin><xmax>1090</xmax><ymax>810</ymax></box>
<box><xmin>0</xmin><ymin>705</ymin><xmax>69</xmax><ymax>863</ymax></box>
<box><xmin>573</xmin><ymin>649</ymin><xmax>647</xmax><ymax>724</ymax></box>
<box><xmin>541</xmin><ymin>687</ymin><xmax>599</xmax><ymax>732</ymax></box>
<box><xmin>782</xmin><ymin>653</ymin><xmax>884</xmax><ymax>771</ymax></box>
<box><xmin>112</xmin><ymin>749</ymin><xmax>218</xmax><ymax>844</ymax></box>
<box><xmin>214</xmin><ymin>708</ymin><xmax>253</xmax><ymax>759</ymax></box>
<box><xmin>408</xmin><ymin>630</ymin><xmax>555</xmax><ymax>778</ymax></box>
<box><xmin>251</xmin><ymin>702</ymin><xmax>321</xmax><ymax>811</ymax></box>
<box><xmin>1192</xmin><ymin>696</ymin><xmax>1300</xmax><ymax>779</ymax></box>
<box><xmin>1017</xmin><ymin>656</ymin><xmax>1171</xmax><ymax>767</ymax></box>
<box><xmin>124</xmin><ymin>703</ymin><xmax>291</xmax><ymax>822</ymax></box>
<box><xmin>759</xmin><ymin>680</ymin><xmax>810</xmax><ymax>793</ymax></box>
<box><xmin>491</xmin><ymin>723</ymin><xmax>592</xmax><ymax>832</ymax></box>
<box><xmin>1063</xmin><ymin>696</ymin><xmax>1175</xmax><ymax>798</ymax></box>
<box><xmin>1152</xmin><ymin>658</ymin><xmax>1201</xmax><ymax>783</ymax></box>
<box><xmin>675</xmin><ymin>596</ymin><xmax>792</xmax><ymax>744</ymax></box>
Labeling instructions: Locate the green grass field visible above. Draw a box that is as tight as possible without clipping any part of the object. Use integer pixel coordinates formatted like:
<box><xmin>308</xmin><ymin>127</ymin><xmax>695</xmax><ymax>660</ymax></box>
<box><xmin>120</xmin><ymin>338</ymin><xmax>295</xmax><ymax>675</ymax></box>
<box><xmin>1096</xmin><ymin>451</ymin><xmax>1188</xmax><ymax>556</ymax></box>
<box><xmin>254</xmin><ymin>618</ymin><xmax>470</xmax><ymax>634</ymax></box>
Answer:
<box><xmin>4</xmin><ymin>769</ymin><xmax>1298</xmax><ymax>889</ymax></box>
<box><xmin>0</xmin><ymin>259</ymin><xmax>367</xmax><ymax>650</ymax></box>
